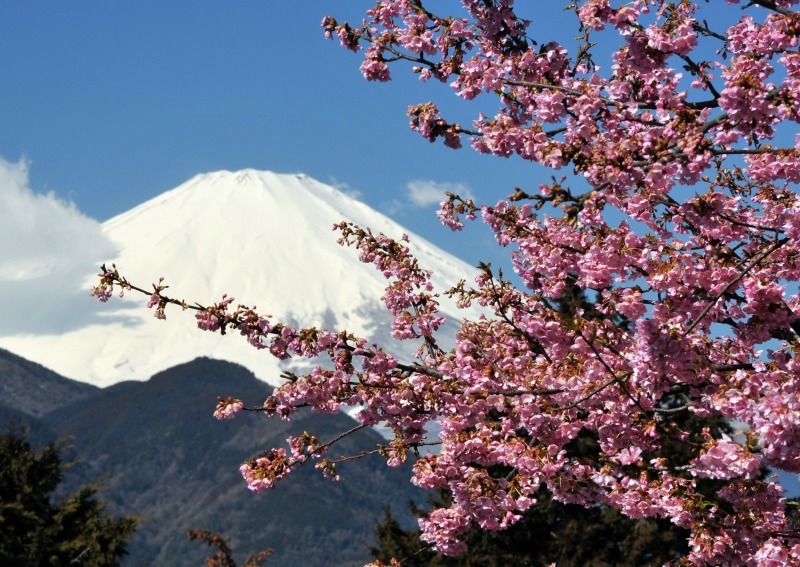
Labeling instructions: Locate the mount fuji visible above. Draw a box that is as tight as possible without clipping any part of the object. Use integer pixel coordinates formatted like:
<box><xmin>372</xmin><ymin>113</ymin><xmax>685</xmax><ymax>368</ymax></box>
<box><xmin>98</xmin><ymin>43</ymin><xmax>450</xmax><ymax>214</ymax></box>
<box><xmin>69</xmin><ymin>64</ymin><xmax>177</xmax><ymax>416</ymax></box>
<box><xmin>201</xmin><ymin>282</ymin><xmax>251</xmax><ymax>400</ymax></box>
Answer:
<box><xmin>1</xmin><ymin>169</ymin><xmax>479</xmax><ymax>388</ymax></box>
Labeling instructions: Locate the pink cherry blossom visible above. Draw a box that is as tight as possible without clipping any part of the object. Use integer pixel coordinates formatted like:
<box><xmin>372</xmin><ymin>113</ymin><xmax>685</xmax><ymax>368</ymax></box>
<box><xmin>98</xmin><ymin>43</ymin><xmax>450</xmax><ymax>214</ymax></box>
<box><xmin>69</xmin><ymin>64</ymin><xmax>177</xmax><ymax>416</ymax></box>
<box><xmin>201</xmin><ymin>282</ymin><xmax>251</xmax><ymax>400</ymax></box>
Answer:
<box><xmin>213</xmin><ymin>396</ymin><xmax>243</xmax><ymax>420</ymax></box>
<box><xmin>92</xmin><ymin>1</ymin><xmax>800</xmax><ymax>564</ymax></box>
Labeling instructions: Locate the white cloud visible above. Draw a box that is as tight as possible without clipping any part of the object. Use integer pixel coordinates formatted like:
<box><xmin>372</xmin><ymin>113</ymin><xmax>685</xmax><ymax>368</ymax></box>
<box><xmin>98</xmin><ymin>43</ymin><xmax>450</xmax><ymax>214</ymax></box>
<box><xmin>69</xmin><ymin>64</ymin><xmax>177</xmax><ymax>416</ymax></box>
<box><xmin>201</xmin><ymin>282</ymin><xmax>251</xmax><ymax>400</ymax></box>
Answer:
<box><xmin>0</xmin><ymin>157</ymin><xmax>119</xmax><ymax>335</ymax></box>
<box><xmin>327</xmin><ymin>176</ymin><xmax>363</xmax><ymax>199</ymax></box>
<box><xmin>406</xmin><ymin>179</ymin><xmax>475</xmax><ymax>207</ymax></box>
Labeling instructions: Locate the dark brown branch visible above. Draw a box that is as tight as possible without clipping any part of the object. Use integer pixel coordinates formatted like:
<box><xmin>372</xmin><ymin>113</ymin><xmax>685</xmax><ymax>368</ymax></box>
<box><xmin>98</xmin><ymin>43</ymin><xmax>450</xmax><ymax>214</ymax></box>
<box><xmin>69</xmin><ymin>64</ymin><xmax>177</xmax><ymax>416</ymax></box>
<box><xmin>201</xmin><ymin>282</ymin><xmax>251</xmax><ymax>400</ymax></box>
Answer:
<box><xmin>747</xmin><ymin>0</ymin><xmax>795</xmax><ymax>16</ymax></box>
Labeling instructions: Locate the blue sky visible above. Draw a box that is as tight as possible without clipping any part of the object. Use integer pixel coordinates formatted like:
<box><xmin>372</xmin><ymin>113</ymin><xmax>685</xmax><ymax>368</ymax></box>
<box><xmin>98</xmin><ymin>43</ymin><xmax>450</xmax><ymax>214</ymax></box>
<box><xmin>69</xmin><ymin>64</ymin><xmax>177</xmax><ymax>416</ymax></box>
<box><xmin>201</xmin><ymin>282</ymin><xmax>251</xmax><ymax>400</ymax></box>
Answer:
<box><xmin>0</xmin><ymin>1</ymin><xmax>574</xmax><ymax>266</ymax></box>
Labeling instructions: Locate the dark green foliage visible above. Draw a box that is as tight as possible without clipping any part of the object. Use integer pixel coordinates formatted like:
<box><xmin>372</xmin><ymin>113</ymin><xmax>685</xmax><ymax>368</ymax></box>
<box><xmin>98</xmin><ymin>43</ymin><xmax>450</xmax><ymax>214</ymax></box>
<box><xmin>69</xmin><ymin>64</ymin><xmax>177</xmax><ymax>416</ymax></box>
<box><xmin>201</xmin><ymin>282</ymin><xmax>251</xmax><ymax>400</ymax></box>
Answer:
<box><xmin>371</xmin><ymin>489</ymin><xmax>689</xmax><ymax>567</ymax></box>
<box><xmin>0</xmin><ymin>426</ymin><xmax>138</xmax><ymax>566</ymax></box>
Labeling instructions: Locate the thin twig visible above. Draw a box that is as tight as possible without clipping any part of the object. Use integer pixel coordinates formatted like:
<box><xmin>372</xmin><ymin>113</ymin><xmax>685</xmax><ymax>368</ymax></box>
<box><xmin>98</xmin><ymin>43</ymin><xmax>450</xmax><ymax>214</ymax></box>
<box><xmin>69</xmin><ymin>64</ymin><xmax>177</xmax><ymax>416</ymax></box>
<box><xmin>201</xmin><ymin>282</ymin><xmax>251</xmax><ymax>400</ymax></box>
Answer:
<box><xmin>683</xmin><ymin>237</ymin><xmax>789</xmax><ymax>336</ymax></box>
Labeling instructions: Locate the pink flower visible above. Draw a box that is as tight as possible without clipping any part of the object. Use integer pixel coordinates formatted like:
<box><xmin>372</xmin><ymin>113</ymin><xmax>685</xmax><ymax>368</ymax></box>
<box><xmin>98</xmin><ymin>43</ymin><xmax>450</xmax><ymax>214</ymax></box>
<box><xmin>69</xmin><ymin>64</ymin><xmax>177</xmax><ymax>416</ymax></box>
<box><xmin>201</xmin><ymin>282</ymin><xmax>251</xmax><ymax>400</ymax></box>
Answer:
<box><xmin>693</xmin><ymin>434</ymin><xmax>761</xmax><ymax>480</ymax></box>
<box><xmin>213</xmin><ymin>396</ymin><xmax>243</xmax><ymax>420</ymax></box>
<box><xmin>240</xmin><ymin>449</ymin><xmax>291</xmax><ymax>492</ymax></box>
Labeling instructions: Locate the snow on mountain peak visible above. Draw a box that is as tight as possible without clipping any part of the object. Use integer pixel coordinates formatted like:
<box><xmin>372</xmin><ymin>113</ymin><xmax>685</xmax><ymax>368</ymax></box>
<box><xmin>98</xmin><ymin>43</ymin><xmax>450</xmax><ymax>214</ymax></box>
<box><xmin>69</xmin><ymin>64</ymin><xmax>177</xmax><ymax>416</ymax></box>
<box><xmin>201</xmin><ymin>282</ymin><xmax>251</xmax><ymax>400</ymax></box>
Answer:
<box><xmin>2</xmin><ymin>169</ymin><xmax>477</xmax><ymax>387</ymax></box>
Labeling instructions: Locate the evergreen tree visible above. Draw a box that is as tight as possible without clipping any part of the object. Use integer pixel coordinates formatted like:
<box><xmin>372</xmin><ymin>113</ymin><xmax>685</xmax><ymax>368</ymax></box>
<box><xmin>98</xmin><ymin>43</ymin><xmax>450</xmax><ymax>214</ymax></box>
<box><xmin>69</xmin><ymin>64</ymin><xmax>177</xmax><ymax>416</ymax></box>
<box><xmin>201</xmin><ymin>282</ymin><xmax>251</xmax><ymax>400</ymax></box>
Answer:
<box><xmin>0</xmin><ymin>426</ymin><xmax>139</xmax><ymax>566</ymax></box>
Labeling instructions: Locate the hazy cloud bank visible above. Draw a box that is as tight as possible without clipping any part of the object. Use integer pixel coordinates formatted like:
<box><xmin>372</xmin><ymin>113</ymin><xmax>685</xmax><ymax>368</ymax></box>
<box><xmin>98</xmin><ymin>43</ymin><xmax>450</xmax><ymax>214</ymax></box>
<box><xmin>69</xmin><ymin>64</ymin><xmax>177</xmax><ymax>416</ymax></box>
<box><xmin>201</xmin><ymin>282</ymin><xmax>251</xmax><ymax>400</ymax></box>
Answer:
<box><xmin>383</xmin><ymin>179</ymin><xmax>476</xmax><ymax>214</ymax></box>
<box><xmin>406</xmin><ymin>179</ymin><xmax>475</xmax><ymax>207</ymax></box>
<box><xmin>0</xmin><ymin>157</ymin><xmax>118</xmax><ymax>334</ymax></box>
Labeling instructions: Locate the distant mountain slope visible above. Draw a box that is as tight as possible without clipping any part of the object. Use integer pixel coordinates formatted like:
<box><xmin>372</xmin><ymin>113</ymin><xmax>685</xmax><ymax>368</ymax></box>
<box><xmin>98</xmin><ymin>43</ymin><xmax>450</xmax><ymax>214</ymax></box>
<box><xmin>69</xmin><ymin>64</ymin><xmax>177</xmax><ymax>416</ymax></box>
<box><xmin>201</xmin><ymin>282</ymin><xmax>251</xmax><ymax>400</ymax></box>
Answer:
<box><xmin>44</xmin><ymin>357</ymin><xmax>422</xmax><ymax>566</ymax></box>
<box><xmin>0</xmin><ymin>404</ymin><xmax>59</xmax><ymax>450</ymax></box>
<box><xmin>0</xmin><ymin>347</ymin><xmax>97</xmax><ymax>418</ymax></box>
<box><xmin>0</xmin><ymin>169</ymin><xmax>478</xmax><ymax>388</ymax></box>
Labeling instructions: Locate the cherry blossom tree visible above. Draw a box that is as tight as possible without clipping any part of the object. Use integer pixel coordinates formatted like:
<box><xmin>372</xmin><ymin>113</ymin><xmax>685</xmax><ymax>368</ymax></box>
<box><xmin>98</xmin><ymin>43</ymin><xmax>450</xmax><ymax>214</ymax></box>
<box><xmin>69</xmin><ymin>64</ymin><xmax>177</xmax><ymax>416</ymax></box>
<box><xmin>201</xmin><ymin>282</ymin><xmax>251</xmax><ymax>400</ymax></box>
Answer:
<box><xmin>93</xmin><ymin>0</ymin><xmax>800</xmax><ymax>564</ymax></box>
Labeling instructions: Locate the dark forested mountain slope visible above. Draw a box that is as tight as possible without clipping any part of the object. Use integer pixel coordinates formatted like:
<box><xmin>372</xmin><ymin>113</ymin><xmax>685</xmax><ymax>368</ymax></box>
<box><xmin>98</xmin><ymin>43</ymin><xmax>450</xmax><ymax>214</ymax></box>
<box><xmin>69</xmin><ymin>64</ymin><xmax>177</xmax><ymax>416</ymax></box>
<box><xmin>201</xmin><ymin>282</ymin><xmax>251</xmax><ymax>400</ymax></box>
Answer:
<box><xmin>0</xmin><ymin>347</ymin><xmax>97</xmax><ymax>418</ymax></box>
<box><xmin>42</xmin><ymin>357</ymin><xmax>421</xmax><ymax>566</ymax></box>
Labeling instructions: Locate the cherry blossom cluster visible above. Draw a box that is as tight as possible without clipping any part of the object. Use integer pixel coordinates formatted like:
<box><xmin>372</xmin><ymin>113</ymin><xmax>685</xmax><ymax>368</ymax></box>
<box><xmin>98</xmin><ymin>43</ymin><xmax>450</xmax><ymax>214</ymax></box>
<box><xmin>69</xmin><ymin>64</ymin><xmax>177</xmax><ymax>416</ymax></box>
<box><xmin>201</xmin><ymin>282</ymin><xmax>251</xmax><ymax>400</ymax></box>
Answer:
<box><xmin>213</xmin><ymin>396</ymin><xmax>244</xmax><ymax>420</ymax></box>
<box><xmin>93</xmin><ymin>0</ymin><xmax>800</xmax><ymax>564</ymax></box>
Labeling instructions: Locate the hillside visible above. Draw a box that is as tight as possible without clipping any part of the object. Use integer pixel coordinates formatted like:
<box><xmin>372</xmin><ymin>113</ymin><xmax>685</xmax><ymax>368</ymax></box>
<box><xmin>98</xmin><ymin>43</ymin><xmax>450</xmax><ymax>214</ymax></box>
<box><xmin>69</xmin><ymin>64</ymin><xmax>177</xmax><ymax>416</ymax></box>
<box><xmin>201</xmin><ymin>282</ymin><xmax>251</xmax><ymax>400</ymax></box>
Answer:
<box><xmin>0</xmin><ymin>347</ymin><xmax>97</xmax><ymax>418</ymax></box>
<box><xmin>42</xmin><ymin>357</ymin><xmax>422</xmax><ymax>566</ymax></box>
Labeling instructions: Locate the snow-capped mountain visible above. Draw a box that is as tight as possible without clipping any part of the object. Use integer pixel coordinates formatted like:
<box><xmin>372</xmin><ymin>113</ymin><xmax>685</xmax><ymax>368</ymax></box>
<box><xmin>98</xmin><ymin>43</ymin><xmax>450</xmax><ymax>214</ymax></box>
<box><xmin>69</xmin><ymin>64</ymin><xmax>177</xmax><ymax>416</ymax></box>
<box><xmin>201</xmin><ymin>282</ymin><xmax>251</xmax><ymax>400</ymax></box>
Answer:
<box><xmin>1</xmin><ymin>170</ymin><xmax>477</xmax><ymax>387</ymax></box>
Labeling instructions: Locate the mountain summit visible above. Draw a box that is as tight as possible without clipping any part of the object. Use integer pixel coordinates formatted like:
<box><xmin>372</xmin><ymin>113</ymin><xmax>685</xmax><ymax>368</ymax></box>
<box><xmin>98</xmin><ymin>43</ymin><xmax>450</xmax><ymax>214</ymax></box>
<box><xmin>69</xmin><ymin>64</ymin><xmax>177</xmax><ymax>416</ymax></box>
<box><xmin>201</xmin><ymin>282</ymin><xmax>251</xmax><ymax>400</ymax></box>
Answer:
<box><xmin>2</xmin><ymin>170</ymin><xmax>476</xmax><ymax>387</ymax></box>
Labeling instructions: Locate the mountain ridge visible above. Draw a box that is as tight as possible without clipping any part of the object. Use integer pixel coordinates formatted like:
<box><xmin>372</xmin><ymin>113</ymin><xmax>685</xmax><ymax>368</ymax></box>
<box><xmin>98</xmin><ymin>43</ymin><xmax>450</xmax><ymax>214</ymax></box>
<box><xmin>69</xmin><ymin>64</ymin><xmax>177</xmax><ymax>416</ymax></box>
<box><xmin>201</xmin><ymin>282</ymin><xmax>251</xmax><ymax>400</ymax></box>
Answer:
<box><xmin>0</xmin><ymin>347</ymin><xmax>98</xmax><ymax>418</ymax></box>
<box><xmin>0</xmin><ymin>351</ymin><xmax>423</xmax><ymax>566</ymax></box>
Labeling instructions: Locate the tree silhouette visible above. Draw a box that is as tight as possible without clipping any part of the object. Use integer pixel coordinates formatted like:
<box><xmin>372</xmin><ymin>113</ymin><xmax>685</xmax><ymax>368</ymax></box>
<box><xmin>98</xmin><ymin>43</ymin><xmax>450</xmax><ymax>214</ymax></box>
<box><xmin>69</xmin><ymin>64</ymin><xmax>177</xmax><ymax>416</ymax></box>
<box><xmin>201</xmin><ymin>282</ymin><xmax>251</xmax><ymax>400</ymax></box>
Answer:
<box><xmin>0</xmin><ymin>426</ymin><xmax>139</xmax><ymax>566</ymax></box>
<box><xmin>187</xmin><ymin>528</ymin><xmax>273</xmax><ymax>567</ymax></box>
